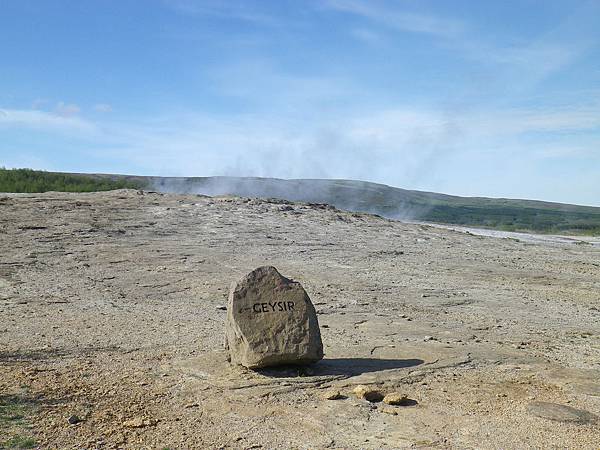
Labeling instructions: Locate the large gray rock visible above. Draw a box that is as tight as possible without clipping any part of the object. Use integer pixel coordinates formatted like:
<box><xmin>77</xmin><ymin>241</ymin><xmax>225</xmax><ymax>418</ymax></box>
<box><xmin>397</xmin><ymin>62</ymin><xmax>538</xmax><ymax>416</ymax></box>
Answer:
<box><xmin>225</xmin><ymin>266</ymin><xmax>323</xmax><ymax>369</ymax></box>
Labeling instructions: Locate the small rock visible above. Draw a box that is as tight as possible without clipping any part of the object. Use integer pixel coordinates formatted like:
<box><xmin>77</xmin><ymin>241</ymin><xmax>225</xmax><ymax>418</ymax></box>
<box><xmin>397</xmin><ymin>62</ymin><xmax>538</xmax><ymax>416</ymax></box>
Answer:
<box><xmin>383</xmin><ymin>393</ymin><xmax>409</xmax><ymax>405</ymax></box>
<box><xmin>353</xmin><ymin>385</ymin><xmax>384</xmax><ymax>402</ymax></box>
<box><xmin>323</xmin><ymin>390</ymin><xmax>346</xmax><ymax>400</ymax></box>
<box><xmin>216</xmin><ymin>305</ymin><xmax>227</xmax><ymax>311</ymax></box>
<box><xmin>122</xmin><ymin>417</ymin><xmax>158</xmax><ymax>428</ymax></box>
<box><xmin>381</xmin><ymin>406</ymin><xmax>398</xmax><ymax>415</ymax></box>
<box><xmin>67</xmin><ymin>415</ymin><xmax>82</xmax><ymax>425</ymax></box>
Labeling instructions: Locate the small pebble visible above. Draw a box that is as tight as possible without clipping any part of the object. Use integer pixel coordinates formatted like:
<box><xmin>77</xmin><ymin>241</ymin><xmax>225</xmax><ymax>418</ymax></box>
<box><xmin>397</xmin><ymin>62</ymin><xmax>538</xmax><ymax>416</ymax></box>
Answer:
<box><xmin>381</xmin><ymin>406</ymin><xmax>398</xmax><ymax>415</ymax></box>
<box><xmin>67</xmin><ymin>415</ymin><xmax>82</xmax><ymax>425</ymax></box>
<box><xmin>353</xmin><ymin>385</ymin><xmax>384</xmax><ymax>402</ymax></box>
<box><xmin>383</xmin><ymin>393</ymin><xmax>409</xmax><ymax>405</ymax></box>
<box><xmin>323</xmin><ymin>390</ymin><xmax>346</xmax><ymax>400</ymax></box>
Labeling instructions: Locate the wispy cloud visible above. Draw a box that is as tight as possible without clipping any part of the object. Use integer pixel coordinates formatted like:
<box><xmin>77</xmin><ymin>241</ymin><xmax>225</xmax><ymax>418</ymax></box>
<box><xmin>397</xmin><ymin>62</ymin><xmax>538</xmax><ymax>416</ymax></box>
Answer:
<box><xmin>94</xmin><ymin>103</ymin><xmax>113</xmax><ymax>113</ymax></box>
<box><xmin>531</xmin><ymin>141</ymin><xmax>600</xmax><ymax>159</ymax></box>
<box><xmin>457</xmin><ymin>1</ymin><xmax>600</xmax><ymax>93</ymax></box>
<box><xmin>164</xmin><ymin>0</ymin><xmax>277</xmax><ymax>26</ymax></box>
<box><xmin>206</xmin><ymin>60</ymin><xmax>356</xmax><ymax>112</ymax></box>
<box><xmin>0</xmin><ymin>108</ymin><xmax>94</xmax><ymax>133</ymax></box>
<box><xmin>350</xmin><ymin>28</ymin><xmax>383</xmax><ymax>45</ymax></box>
<box><xmin>64</xmin><ymin>100</ymin><xmax>599</xmax><ymax>179</ymax></box>
<box><xmin>323</xmin><ymin>0</ymin><xmax>464</xmax><ymax>37</ymax></box>
<box><xmin>31</xmin><ymin>98</ymin><xmax>49</xmax><ymax>110</ymax></box>
<box><xmin>55</xmin><ymin>102</ymin><xmax>81</xmax><ymax>117</ymax></box>
<box><xmin>2</xmin><ymin>96</ymin><xmax>598</xmax><ymax>204</ymax></box>
<box><xmin>4</xmin><ymin>99</ymin><xmax>598</xmax><ymax>174</ymax></box>
<box><xmin>468</xmin><ymin>106</ymin><xmax>600</xmax><ymax>137</ymax></box>
<box><xmin>456</xmin><ymin>40</ymin><xmax>592</xmax><ymax>100</ymax></box>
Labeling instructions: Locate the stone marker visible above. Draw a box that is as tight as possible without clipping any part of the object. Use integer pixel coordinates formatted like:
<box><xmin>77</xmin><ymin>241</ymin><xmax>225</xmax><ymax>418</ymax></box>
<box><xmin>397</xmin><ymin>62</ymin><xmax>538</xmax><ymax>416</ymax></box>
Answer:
<box><xmin>225</xmin><ymin>266</ymin><xmax>324</xmax><ymax>369</ymax></box>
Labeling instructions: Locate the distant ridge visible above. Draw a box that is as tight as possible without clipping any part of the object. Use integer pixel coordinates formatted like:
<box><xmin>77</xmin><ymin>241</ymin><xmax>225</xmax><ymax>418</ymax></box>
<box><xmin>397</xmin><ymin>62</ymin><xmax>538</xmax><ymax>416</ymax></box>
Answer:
<box><xmin>86</xmin><ymin>173</ymin><xmax>600</xmax><ymax>235</ymax></box>
<box><xmin>2</xmin><ymin>169</ymin><xmax>597</xmax><ymax>235</ymax></box>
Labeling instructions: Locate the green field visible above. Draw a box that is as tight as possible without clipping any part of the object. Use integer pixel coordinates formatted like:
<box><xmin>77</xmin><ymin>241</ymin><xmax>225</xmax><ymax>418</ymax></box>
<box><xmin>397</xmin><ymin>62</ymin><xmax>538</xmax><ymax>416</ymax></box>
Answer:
<box><xmin>0</xmin><ymin>168</ymin><xmax>145</xmax><ymax>193</ymax></box>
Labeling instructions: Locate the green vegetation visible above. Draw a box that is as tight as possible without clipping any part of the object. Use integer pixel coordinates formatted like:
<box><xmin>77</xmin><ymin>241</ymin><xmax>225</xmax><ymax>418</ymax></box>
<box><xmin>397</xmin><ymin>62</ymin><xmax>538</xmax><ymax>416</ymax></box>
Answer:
<box><xmin>0</xmin><ymin>396</ymin><xmax>31</xmax><ymax>427</ymax></box>
<box><xmin>419</xmin><ymin>204</ymin><xmax>600</xmax><ymax>235</ymax></box>
<box><xmin>326</xmin><ymin>181</ymin><xmax>600</xmax><ymax>235</ymax></box>
<box><xmin>0</xmin><ymin>168</ymin><xmax>145</xmax><ymax>193</ymax></box>
<box><xmin>0</xmin><ymin>396</ymin><xmax>37</xmax><ymax>449</ymax></box>
<box><xmin>1</xmin><ymin>435</ymin><xmax>37</xmax><ymax>449</ymax></box>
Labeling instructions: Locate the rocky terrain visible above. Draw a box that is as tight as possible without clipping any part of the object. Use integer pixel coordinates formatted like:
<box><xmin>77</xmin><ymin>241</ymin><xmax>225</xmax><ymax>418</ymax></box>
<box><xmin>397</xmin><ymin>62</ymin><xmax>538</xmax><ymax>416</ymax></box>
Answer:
<box><xmin>79</xmin><ymin>172</ymin><xmax>600</xmax><ymax>234</ymax></box>
<box><xmin>1</xmin><ymin>189</ymin><xmax>599</xmax><ymax>449</ymax></box>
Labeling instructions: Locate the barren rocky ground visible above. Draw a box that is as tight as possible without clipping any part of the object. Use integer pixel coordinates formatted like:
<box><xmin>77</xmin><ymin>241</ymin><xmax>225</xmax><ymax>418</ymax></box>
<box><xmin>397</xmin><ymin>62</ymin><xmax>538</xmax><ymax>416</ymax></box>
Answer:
<box><xmin>1</xmin><ymin>190</ymin><xmax>599</xmax><ymax>449</ymax></box>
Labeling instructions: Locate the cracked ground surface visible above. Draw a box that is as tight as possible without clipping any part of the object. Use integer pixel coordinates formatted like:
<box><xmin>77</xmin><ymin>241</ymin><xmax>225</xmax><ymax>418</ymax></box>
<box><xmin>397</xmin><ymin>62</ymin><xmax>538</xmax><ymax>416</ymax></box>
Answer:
<box><xmin>1</xmin><ymin>190</ymin><xmax>599</xmax><ymax>449</ymax></box>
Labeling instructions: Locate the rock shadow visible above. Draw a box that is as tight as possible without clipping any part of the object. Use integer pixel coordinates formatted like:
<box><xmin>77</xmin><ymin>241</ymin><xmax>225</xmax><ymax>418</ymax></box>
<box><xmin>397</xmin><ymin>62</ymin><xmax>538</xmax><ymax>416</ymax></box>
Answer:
<box><xmin>314</xmin><ymin>357</ymin><xmax>424</xmax><ymax>376</ymax></box>
<box><xmin>395</xmin><ymin>398</ymin><xmax>419</xmax><ymax>407</ymax></box>
<box><xmin>257</xmin><ymin>357</ymin><xmax>423</xmax><ymax>378</ymax></box>
<box><xmin>0</xmin><ymin>345</ymin><xmax>124</xmax><ymax>363</ymax></box>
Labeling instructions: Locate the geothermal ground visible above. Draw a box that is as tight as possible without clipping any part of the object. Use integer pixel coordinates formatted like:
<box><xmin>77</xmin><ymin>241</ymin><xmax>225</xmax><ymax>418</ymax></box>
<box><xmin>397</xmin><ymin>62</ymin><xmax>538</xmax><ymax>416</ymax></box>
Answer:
<box><xmin>1</xmin><ymin>190</ymin><xmax>600</xmax><ymax>449</ymax></box>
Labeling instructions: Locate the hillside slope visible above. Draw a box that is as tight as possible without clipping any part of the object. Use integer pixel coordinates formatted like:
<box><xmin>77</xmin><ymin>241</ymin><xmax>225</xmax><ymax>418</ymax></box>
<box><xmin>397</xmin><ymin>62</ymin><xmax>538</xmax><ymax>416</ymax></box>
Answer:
<box><xmin>100</xmin><ymin>174</ymin><xmax>600</xmax><ymax>235</ymax></box>
<box><xmin>8</xmin><ymin>170</ymin><xmax>598</xmax><ymax>234</ymax></box>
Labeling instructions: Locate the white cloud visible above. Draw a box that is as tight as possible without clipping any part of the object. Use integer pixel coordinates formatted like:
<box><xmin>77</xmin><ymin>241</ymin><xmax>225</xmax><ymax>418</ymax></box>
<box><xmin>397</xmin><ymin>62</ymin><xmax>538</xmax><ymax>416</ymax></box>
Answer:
<box><xmin>468</xmin><ymin>107</ymin><xmax>600</xmax><ymax>137</ymax></box>
<box><xmin>531</xmin><ymin>142</ymin><xmax>600</xmax><ymax>159</ymax></box>
<box><xmin>323</xmin><ymin>0</ymin><xmax>464</xmax><ymax>38</ymax></box>
<box><xmin>55</xmin><ymin>102</ymin><xmax>81</xmax><ymax>117</ymax></box>
<box><xmin>206</xmin><ymin>60</ymin><xmax>355</xmax><ymax>112</ymax></box>
<box><xmin>94</xmin><ymin>103</ymin><xmax>113</xmax><ymax>113</ymax></box>
<box><xmin>0</xmin><ymin>108</ymin><xmax>94</xmax><ymax>133</ymax></box>
<box><xmin>83</xmin><ymin>101</ymin><xmax>599</xmax><ymax>183</ymax></box>
<box><xmin>164</xmin><ymin>0</ymin><xmax>276</xmax><ymax>26</ymax></box>
<box><xmin>2</xmin><ymin>100</ymin><xmax>598</xmax><ymax>204</ymax></box>
<box><xmin>31</xmin><ymin>98</ymin><xmax>48</xmax><ymax>110</ymax></box>
<box><xmin>455</xmin><ymin>1</ymin><xmax>600</xmax><ymax>93</ymax></box>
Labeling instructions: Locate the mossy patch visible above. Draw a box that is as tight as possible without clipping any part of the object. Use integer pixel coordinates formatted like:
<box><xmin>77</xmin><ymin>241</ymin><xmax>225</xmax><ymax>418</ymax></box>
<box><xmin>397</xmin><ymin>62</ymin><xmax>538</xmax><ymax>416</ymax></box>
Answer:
<box><xmin>0</xmin><ymin>396</ymin><xmax>37</xmax><ymax>449</ymax></box>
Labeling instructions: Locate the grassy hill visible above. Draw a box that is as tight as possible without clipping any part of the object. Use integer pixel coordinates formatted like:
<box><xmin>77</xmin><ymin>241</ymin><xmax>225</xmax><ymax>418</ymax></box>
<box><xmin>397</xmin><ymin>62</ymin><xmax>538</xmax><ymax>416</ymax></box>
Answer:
<box><xmin>135</xmin><ymin>175</ymin><xmax>600</xmax><ymax>235</ymax></box>
<box><xmin>3</xmin><ymin>169</ymin><xmax>599</xmax><ymax>235</ymax></box>
<box><xmin>0</xmin><ymin>168</ymin><xmax>144</xmax><ymax>193</ymax></box>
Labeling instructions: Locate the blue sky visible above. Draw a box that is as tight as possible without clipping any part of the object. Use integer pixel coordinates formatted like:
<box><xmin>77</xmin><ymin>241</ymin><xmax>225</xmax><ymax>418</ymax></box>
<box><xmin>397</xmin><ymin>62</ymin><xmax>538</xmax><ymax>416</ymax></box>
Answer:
<box><xmin>1</xmin><ymin>0</ymin><xmax>599</xmax><ymax>205</ymax></box>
